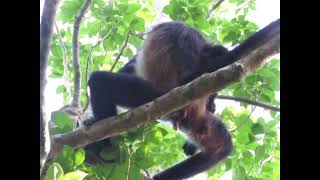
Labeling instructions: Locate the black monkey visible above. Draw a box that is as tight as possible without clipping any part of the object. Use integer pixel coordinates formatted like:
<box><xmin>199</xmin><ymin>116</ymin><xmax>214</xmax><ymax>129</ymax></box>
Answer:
<box><xmin>84</xmin><ymin>22</ymin><xmax>234</xmax><ymax>179</ymax></box>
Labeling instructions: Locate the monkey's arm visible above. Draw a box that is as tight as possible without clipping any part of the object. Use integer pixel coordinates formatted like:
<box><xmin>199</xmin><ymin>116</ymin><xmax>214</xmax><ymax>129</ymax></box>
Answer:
<box><xmin>153</xmin><ymin>117</ymin><xmax>232</xmax><ymax>180</ymax></box>
<box><xmin>118</xmin><ymin>56</ymin><xmax>137</xmax><ymax>75</ymax></box>
<box><xmin>153</xmin><ymin>150</ymin><xmax>231</xmax><ymax>180</ymax></box>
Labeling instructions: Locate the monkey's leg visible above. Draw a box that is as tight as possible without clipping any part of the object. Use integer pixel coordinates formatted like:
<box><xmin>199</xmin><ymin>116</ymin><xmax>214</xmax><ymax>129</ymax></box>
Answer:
<box><xmin>85</xmin><ymin>71</ymin><xmax>162</xmax><ymax>125</ymax></box>
<box><xmin>117</xmin><ymin>58</ymin><xmax>136</xmax><ymax>75</ymax></box>
<box><xmin>83</xmin><ymin>71</ymin><xmax>162</xmax><ymax>164</ymax></box>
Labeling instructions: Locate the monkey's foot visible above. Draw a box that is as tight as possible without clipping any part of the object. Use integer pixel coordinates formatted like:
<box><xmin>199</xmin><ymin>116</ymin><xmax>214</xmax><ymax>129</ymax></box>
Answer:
<box><xmin>83</xmin><ymin>117</ymin><xmax>98</xmax><ymax>127</ymax></box>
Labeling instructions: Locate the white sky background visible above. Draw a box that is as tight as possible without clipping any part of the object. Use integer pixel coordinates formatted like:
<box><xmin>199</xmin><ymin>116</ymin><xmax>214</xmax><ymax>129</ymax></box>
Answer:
<box><xmin>40</xmin><ymin>0</ymin><xmax>279</xmax><ymax>179</ymax></box>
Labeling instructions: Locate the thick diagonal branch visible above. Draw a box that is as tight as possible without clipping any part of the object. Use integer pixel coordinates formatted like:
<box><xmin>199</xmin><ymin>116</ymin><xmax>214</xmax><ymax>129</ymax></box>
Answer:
<box><xmin>40</xmin><ymin>0</ymin><xmax>61</xmax><ymax>174</ymax></box>
<box><xmin>50</xmin><ymin>19</ymin><xmax>280</xmax><ymax>157</ymax></box>
<box><xmin>71</xmin><ymin>0</ymin><xmax>92</xmax><ymax>108</ymax></box>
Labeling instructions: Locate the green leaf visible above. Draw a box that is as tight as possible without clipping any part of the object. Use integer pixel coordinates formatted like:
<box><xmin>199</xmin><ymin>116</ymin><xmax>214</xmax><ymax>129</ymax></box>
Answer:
<box><xmin>74</xmin><ymin>148</ymin><xmax>85</xmax><ymax>166</ymax></box>
<box><xmin>104</xmin><ymin>4</ymin><xmax>115</xmax><ymax>17</ymax></box>
<box><xmin>51</xmin><ymin>111</ymin><xmax>74</xmax><ymax>133</ymax></box>
<box><xmin>56</xmin><ymin>85</ymin><xmax>66</xmax><ymax>94</ymax></box>
<box><xmin>51</xmin><ymin>43</ymin><xmax>63</xmax><ymax>57</ymax></box>
<box><xmin>130</xmin><ymin>17</ymin><xmax>145</xmax><ymax>32</ymax></box>
<box><xmin>255</xmin><ymin>145</ymin><xmax>266</xmax><ymax>162</ymax></box>
<box><xmin>118</xmin><ymin>4</ymin><xmax>129</xmax><ymax>12</ymax></box>
<box><xmin>60</xmin><ymin>170</ymin><xmax>87</xmax><ymax>180</ymax></box>
<box><xmin>237</xmin><ymin>132</ymin><xmax>249</xmax><ymax>144</ymax></box>
<box><xmin>50</xmin><ymin>68</ymin><xmax>63</xmax><ymax>78</ymax></box>
<box><xmin>233</xmin><ymin>166</ymin><xmax>246</xmax><ymax>180</ymax></box>
<box><xmin>252</xmin><ymin>123</ymin><xmax>265</xmax><ymax>135</ymax></box>
<box><xmin>225</xmin><ymin>158</ymin><xmax>233</xmax><ymax>171</ymax></box>
<box><xmin>128</xmin><ymin>36</ymin><xmax>142</xmax><ymax>48</ymax></box>
<box><xmin>44</xmin><ymin>163</ymin><xmax>64</xmax><ymax>180</ymax></box>
<box><xmin>94</xmin><ymin>55</ymin><xmax>106</xmax><ymax>65</ymax></box>
<box><xmin>223</xmin><ymin>31</ymin><xmax>238</xmax><ymax>43</ymax></box>
<box><xmin>123</xmin><ymin>48</ymin><xmax>133</xmax><ymax>57</ymax></box>
<box><xmin>58</xmin><ymin>0</ymin><xmax>85</xmax><ymax>22</ymax></box>
<box><xmin>163</xmin><ymin>5</ymin><xmax>173</xmax><ymax>15</ymax></box>
<box><xmin>126</xmin><ymin>4</ymin><xmax>141</xmax><ymax>14</ymax></box>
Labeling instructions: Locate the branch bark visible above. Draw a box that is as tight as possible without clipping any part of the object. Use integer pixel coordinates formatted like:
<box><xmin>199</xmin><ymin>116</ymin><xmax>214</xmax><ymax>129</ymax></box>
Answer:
<box><xmin>207</xmin><ymin>0</ymin><xmax>225</xmax><ymax>19</ymax></box>
<box><xmin>216</xmin><ymin>95</ymin><xmax>280</xmax><ymax>112</ymax></box>
<box><xmin>40</xmin><ymin>0</ymin><xmax>61</xmax><ymax>174</ymax></box>
<box><xmin>50</xmin><ymin>19</ymin><xmax>280</xmax><ymax>157</ymax></box>
<box><xmin>71</xmin><ymin>0</ymin><xmax>92</xmax><ymax>108</ymax></box>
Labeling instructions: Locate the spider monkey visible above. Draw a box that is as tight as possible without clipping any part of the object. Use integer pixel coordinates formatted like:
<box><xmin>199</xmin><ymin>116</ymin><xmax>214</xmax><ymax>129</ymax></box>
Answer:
<box><xmin>84</xmin><ymin>56</ymin><xmax>217</xmax><ymax>164</ymax></box>
<box><xmin>84</xmin><ymin>22</ymin><xmax>234</xmax><ymax>179</ymax></box>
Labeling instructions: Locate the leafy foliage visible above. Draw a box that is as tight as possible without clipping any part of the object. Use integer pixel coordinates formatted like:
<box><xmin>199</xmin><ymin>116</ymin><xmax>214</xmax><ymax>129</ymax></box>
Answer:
<box><xmin>45</xmin><ymin>0</ymin><xmax>280</xmax><ymax>179</ymax></box>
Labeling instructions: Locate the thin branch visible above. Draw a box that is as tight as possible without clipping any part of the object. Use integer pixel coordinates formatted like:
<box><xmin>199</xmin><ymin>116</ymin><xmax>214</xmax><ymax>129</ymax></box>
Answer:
<box><xmin>54</xmin><ymin>22</ymin><xmax>70</xmax><ymax>96</ymax></box>
<box><xmin>143</xmin><ymin>169</ymin><xmax>150</xmax><ymax>177</ymax></box>
<box><xmin>49</xmin><ymin>19</ymin><xmax>280</xmax><ymax>157</ymax></box>
<box><xmin>40</xmin><ymin>0</ymin><xmax>61</xmax><ymax>174</ymax></box>
<box><xmin>71</xmin><ymin>0</ymin><xmax>92</xmax><ymax>108</ymax></box>
<box><xmin>231</xmin><ymin>89</ymin><xmax>262</xmax><ymax>132</ymax></box>
<box><xmin>129</xmin><ymin>31</ymin><xmax>146</xmax><ymax>40</ymax></box>
<box><xmin>217</xmin><ymin>95</ymin><xmax>280</xmax><ymax>112</ymax></box>
<box><xmin>231</xmin><ymin>105</ymin><xmax>256</xmax><ymax>133</ymax></box>
<box><xmin>85</xmin><ymin>28</ymin><xmax>113</xmax><ymax>83</ymax></box>
<box><xmin>110</xmin><ymin>30</ymin><xmax>131</xmax><ymax>72</ymax></box>
<box><xmin>207</xmin><ymin>0</ymin><xmax>225</xmax><ymax>19</ymax></box>
<box><xmin>83</xmin><ymin>29</ymin><xmax>113</xmax><ymax>112</ymax></box>
<box><xmin>126</xmin><ymin>148</ymin><xmax>132</xmax><ymax>180</ymax></box>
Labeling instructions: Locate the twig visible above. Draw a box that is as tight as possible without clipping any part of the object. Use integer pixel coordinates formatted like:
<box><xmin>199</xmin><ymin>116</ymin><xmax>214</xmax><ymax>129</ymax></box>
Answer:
<box><xmin>207</xmin><ymin>0</ymin><xmax>225</xmax><ymax>19</ymax></box>
<box><xmin>85</xmin><ymin>28</ymin><xmax>113</xmax><ymax>83</ymax></box>
<box><xmin>143</xmin><ymin>169</ymin><xmax>150</xmax><ymax>177</ymax></box>
<box><xmin>71</xmin><ymin>0</ymin><xmax>92</xmax><ymax>108</ymax></box>
<box><xmin>40</xmin><ymin>0</ymin><xmax>61</xmax><ymax>174</ymax></box>
<box><xmin>231</xmin><ymin>89</ymin><xmax>263</xmax><ymax>132</ymax></box>
<box><xmin>129</xmin><ymin>31</ymin><xmax>146</xmax><ymax>40</ymax></box>
<box><xmin>110</xmin><ymin>30</ymin><xmax>131</xmax><ymax>72</ymax></box>
<box><xmin>83</xmin><ymin>29</ymin><xmax>113</xmax><ymax>112</ymax></box>
<box><xmin>231</xmin><ymin>106</ymin><xmax>256</xmax><ymax>133</ymax></box>
<box><xmin>217</xmin><ymin>95</ymin><xmax>280</xmax><ymax>112</ymax></box>
<box><xmin>126</xmin><ymin>148</ymin><xmax>132</xmax><ymax>180</ymax></box>
<box><xmin>246</xmin><ymin>163</ymin><xmax>254</xmax><ymax>177</ymax></box>
<box><xmin>54</xmin><ymin>22</ymin><xmax>70</xmax><ymax>96</ymax></box>
<box><xmin>255</xmin><ymin>155</ymin><xmax>274</xmax><ymax>177</ymax></box>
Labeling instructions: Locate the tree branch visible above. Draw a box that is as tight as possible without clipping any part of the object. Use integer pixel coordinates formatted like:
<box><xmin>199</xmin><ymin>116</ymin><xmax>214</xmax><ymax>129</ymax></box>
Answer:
<box><xmin>217</xmin><ymin>95</ymin><xmax>280</xmax><ymax>112</ymax></box>
<box><xmin>110</xmin><ymin>30</ymin><xmax>131</xmax><ymax>72</ymax></box>
<box><xmin>40</xmin><ymin>0</ymin><xmax>61</xmax><ymax>174</ymax></box>
<box><xmin>71</xmin><ymin>0</ymin><xmax>92</xmax><ymax>108</ymax></box>
<box><xmin>207</xmin><ymin>0</ymin><xmax>225</xmax><ymax>19</ymax></box>
<box><xmin>55</xmin><ymin>22</ymin><xmax>70</xmax><ymax>96</ymax></box>
<box><xmin>49</xmin><ymin>19</ymin><xmax>280</xmax><ymax>157</ymax></box>
<box><xmin>129</xmin><ymin>31</ymin><xmax>146</xmax><ymax>40</ymax></box>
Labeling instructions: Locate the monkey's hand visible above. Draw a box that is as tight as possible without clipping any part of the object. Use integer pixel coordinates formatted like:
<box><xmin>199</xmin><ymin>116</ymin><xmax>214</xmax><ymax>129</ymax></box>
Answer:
<box><xmin>169</xmin><ymin>110</ymin><xmax>188</xmax><ymax>130</ymax></box>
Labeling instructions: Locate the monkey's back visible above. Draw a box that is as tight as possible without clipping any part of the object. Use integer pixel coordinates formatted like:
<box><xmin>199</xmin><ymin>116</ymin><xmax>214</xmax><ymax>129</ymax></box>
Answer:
<box><xmin>136</xmin><ymin>22</ymin><xmax>207</xmax><ymax>92</ymax></box>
